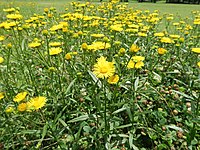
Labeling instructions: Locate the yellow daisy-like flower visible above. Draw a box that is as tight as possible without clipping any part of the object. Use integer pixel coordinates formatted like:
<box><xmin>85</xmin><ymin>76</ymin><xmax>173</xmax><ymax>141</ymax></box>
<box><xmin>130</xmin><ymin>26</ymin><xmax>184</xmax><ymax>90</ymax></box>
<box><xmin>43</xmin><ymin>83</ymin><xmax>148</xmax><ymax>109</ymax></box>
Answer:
<box><xmin>91</xmin><ymin>34</ymin><xmax>105</xmax><ymax>38</ymax></box>
<box><xmin>7</xmin><ymin>43</ymin><xmax>12</xmax><ymax>48</ymax></box>
<box><xmin>127</xmin><ymin>56</ymin><xmax>145</xmax><ymax>69</ymax></box>
<box><xmin>27</xmin><ymin>96</ymin><xmax>47</xmax><ymax>111</ymax></box>
<box><xmin>127</xmin><ymin>60</ymin><xmax>145</xmax><ymax>69</ymax></box>
<box><xmin>191</xmin><ymin>48</ymin><xmax>200</xmax><ymax>54</ymax></box>
<box><xmin>197</xmin><ymin>62</ymin><xmax>200</xmax><ymax>68</ymax></box>
<box><xmin>108</xmin><ymin>74</ymin><xmax>119</xmax><ymax>84</ymax></box>
<box><xmin>138</xmin><ymin>32</ymin><xmax>147</xmax><ymax>37</ymax></box>
<box><xmin>3</xmin><ymin>8</ymin><xmax>15</xmax><ymax>13</ymax></box>
<box><xmin>28</xmin><ymin>42</ymin><xmax>41</xmax><ymax>48</ymax></box>
<box><xmin>48</xmin><ymin>66</ymin><xmax>57</xmax><ymax>72</ymax></box>
<box><xmin>6</xmin><ymin>14</ymin><xmax>23</xmax><ymax>20</ymax></box>
<box><xmin>119</xmin><ymin>48</ymin><xmax>126</xmax><ymax>54</ymax></box>
<box><xmin>5</xmin><ymin>106</ymin><xmax>14</xmax><ymax>113</ymax></box>
<box><xmin>81</xmin><ymin>43</ymin><xmax>88</xmax><ymax>50</ymax></box>
<box><xmin>88</xmin><ymin>41</ymin><xmax>111</xmax><ymax>51</ymax></box>
<box><xmin>158</xmin><ymin>48</ymin><xmax>167</xmax><ymax>55</ymax></box>
<box><xmin>110</xmin><ymin>24</ymin><xmax>123</xmax><ymax>32</ymax></box>
<box><xmin>13</xmin><ymin>92</ymin><xmax>28</xmax><ymax>103</ymax></box>
<box><xmin>154</xmin><ymin>32</ymin><xmax>165</xmax><ymax>37</ymax></box>
<box><xmin>132</xmin><ymin>56</ymin><xmax>145</xmax><ymax>62</ymax></box>
<box><xmin>127</xmin><ymin>60</ymin><xmax>135</xmax><ymax>69</ymax></box>
<box><xmin>169</xmin><ymin>34</ymin><xmax>180</xmax><ymax>39</ymax></box>
<box><xmin>160</xmin><ymin>37</ymin><xmax>173</xmax><ymax>44</ymax></box>
<box><xmin>49</xmin><ymin>24</ymin><xmax>63</xmax><ymax>31</ymax></box>
<box><xmin>44</xmin><ymin>8</ymin><xmax>49</xmax><ymax>13</ymax></box>
<box><xmin>135</xmin><ymin>61</ymin><xmax>145</xmax><ymax>69</ymax></box>
<box><xmin>0</xmin><ymin>57</ymin><xmax>4</xmax><ymax>64</ymax></box>
<box><xmin>65</xmin><ymin>53</ymin><xmax>72</xmax><ymax>60</ymax></box>
<box><xmin>0</xmin><ymin>35</ymin><xmax>5</xmax><ymax>41</ymax></box>
<box><xmin>49</xmin><ymin>47</ymin><xmax>62</xmax><ymax>55</ymax></box>
<box><xmin>93</xmin><ymin>56</ymin><xmax>115</xmax><ymax>79</ymax></box>
<box><xmin>49</xmin><ymin>42</ymin><xmax>62</xmax><ymax>47</ymax></box>
<box><xmin>17</xmin><ymin>103</ymin><xmax>27</xmax><ymax>112</ymax></box>
<box><xmin>0</xmin><ymin>92</ymin><xmax>4</xmax><ymax>100</ymax></box>
<box><xmin>129</xmin><ymin>44</ymin><xmax>140</xmax><ymax>53</ymax></box>
<box><xmin>193</xmin><ymin>19</ymin><xmax>200</xmax><ymax>25</ymax></box>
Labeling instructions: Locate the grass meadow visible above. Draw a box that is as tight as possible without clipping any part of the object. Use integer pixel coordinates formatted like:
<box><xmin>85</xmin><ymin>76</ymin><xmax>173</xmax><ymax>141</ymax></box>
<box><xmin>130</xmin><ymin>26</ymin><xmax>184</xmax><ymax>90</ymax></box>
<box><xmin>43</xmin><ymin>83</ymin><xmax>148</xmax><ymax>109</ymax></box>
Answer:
<box><xmin>0</xmin><ymin>0</ymin><xmax>200</xmax><ymax>149</ymax></box>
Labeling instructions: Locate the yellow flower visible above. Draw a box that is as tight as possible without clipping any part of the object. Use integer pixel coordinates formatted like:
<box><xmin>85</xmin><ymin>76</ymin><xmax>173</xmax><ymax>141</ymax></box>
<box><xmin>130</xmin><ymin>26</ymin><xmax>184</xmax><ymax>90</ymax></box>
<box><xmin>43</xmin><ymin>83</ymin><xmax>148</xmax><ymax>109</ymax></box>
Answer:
<box><xmin>7</xmin><ymin>43</ymin><xmax>12</xmax><ymax>48</ymax></box>
<box><xmin>27</xmin><ymin>96</ymin><xmax>46</xmax><ymax>110</ymax></box>
<box><xmin>114</xmin><ymin>41</ymin><xmax>121</xmax><ymax>46</ymax></box>
<box><xmin>3</xmin><ymin>8</ymin><xmax>15</xmax><ymax>13</ymax></box>
<box><xmin>130</xmin><ymin>44</ymin><xmax>140</xmax><ymax>53</ymax></box>
<box><xmin>13</xmin><ymin>92</ymin><xmax>28</xmax><ymax>103</ymax></box>
<box><xmin>0</xmin><ymin>57</ymin><xmax>4</xmax><ymax>64</ymax></box>
<box><xmin>0</xmin><ymin>92</ymin><xmax>4</xmax><ymax>100</ymax></box>
<box><xmin>44</xmin><ymin>8</ymin><xmax>49</xmax><ymax>13</ymax></box>
<box><xmin>191</xmin><ymin>48</ymin><xmax>200</xmax><ymax>54</ymax></box>
<box><xmin>17</xmin><ymin>103</ymin><xmax>27</xmax><ymax>112</ymax></box>
<box><xmin>49</xmin><ymin>24</ymin><xmax>63</xmax><ymax>31</ymax></box>
<box><xmin>0</xmin><ymin>21</ymin><xmax>16</xmax><ymax>29</ymax></box>
<box><xmin>110</xmin><ymin>24</ymin><xmax>123</xmax><ymax>32</ymax></box>
<box><xmin>127</xmin><ymin>60</ymin><xmax>135</xmax><ymax>69</ymax></box>
<box><xmin>91</xmin><ymin>34</ymin><xmax>105</xmax><ymax>38</ymax></box>
<box><xmin>160</xmin><ymin>37</ymin><xmax>173</xmax><ymax>44</ymax></box>
<box><xmin>193</xmin><ymin>19</ymin><xmax>200</xmax><ymax>25</ymax></box>
<box><xmin>197</xmin><ymin>62</ymin><xmax>200</xmax><ymax>68</ymax></box>
<box><xmin>169</xmin><ymin>34</ymin><xmax>180</xmax><ymax>39</ymax></box>
<box><xmin>49</xmin><ymin>42</ymin><xmax>62</xmax><ymax>47</ymax></box>
<box><xmin>48</xmin><ymin>67</ymin><xmax>57</xmax><ymax>72</ymax></box>
<box><xmin>49</xmin><ymin>47</ymin><xmax>62</xmax><ymax>55</ymax></box>
<box><xmin>108</xmin><ymin>74</ymin><xmax>119</xmax><ymax>84</ymax></box>
<box><xmin>88</xmin><ymin>41</ymin><xmax>111</xmax><ymax>51</ymax></box>
<box><xmin>119</xmin><ymin>48</ymin><xmax>126</xmax><ymax>54</ymax></box>
<box><xmin>154</xmin><ymin>32</ymin><xmax>165</xmax><ymax>37</ymax></box>
<box><xmin>6</xmin><ymin>14</ymin><xmax>23</xmax><ymax>20</ymax></box>
<box><xmin>5</xmin><ymin>106</ymin><xmax>14</xmax><ymax>113</ymax></box>
<box><xmin>0</xmin><ymin>35</ymin><xmax>5</xmax><ymax>41</ymax></box>
<box><xmin>135</xmin><ymin>61</ymin><xmax>144</xmax><ymax>69</ymax></box>
<box><xmin>81</xmin><ymin>43</ymin><xmax>88</xmax><ymax>50</ymax></box>
<box><xmin>158</xmin><ymin>48</ymin><xmax>167</xmax><ymax>55</ymax></box>
<box><xmin>127</xmin><ymin>56</ymin><xmax>145</xmax><ymax>69</ymax></box>
<box><xmin>28</xmin><ymin>42</ymin><xmax>41</xmax><ymax>48</ymax></box>
<box><xmin>132</xmin><ymin>56</ymin><xmax>145</xmax><ymax>62</ymax></box>
<box><xmin>93</xmin><ymin>56</ymin><xmax>115</xmax><ymax>79</ymax></box>
<box><xmin>138</xmin><ymin>32</ymin><xmax>147</xmax><ymax>37</ymax></box>
<box><xmin>42</xmin><ymin>30</ymin><xmax>48</xmax><ymax>35</ymax></box>
<box><xmin>166</xmin><ymin>17</ymin><xmax>174</xmax><ymax>21</ymax></box>
<box><xmin>65</xmin><ymin>53</ymin><xmax>72</xmax><ymax>60</ymax></box>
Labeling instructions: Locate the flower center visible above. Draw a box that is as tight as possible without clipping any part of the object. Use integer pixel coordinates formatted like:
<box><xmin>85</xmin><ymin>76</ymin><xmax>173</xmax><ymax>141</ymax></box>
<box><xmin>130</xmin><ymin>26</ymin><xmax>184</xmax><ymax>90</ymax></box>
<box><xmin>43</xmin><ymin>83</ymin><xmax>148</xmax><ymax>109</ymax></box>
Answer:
<box><xmin>100</xmin><ymin>67</ymin><xmax>108</xmax><ymax>73</ymax></box>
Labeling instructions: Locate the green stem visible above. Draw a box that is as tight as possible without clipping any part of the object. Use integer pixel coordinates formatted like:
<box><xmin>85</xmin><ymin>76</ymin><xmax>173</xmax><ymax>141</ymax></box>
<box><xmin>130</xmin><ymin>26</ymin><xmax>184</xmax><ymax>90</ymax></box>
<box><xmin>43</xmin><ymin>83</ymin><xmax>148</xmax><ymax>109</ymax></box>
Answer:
<box><xmin>103</xmin><ymin>79</ymin><xmax>108</xmax><ymax>145</ymax></box>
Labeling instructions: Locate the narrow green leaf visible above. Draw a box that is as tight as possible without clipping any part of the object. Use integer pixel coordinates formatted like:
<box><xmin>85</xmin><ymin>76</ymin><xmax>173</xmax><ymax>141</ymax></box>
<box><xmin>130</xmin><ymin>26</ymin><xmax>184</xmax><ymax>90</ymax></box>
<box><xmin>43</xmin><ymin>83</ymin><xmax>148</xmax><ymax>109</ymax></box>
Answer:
<box><xmin>65</xmin><ymin>78</ymin><xmax>76</xmax><ymax>95</ymax></box>
<box><xmin>134</xmin><ymin>77</ymin><xmax>139</xmax><ymax>91</ymax></box>
<box><xmin>126</xmin><ymin>107</ymin><xmax>133</xmax><ymax>122</ymax></box>
<box><xmin>59</xmin><ymin>118</ymin><xmax>68</xmax><ymax>127</ymax></box>
<box><xmin>116</xmin><ymin>124</ymin><xmax>132</xmax><ymax>129</ymax></box>
<box><xmin>111</xmin><ymin>134</ymin><xmax>129</xmax><ymax>138</ymax></box>
<box><xmin>152</xmin><ymin>71</ymin><xmax>162</xmax><ymax>83</ymax></box>
<box><xmin>129</xmin><ymin>133</ymin><xmax>139</xmax><ymax>150</ymax></box>
<box><xmin>67</xmin><ymin>114</ymin><xmax>89</xmax><ymax>123</ymax></box>
<box><xmin>88</xmin><ymin>70</ymin><xmax>102</xmax><ymax>88</ymax></box>
<box><xmin>112</xmin><ymin>107</ymin><xmax>127</xmax><ymax>114</ymax></box>
<box><xmin>166</xmin><ymin>124</ymin><xmax>183</xmax><ymax>132</ymax></box>
<box><xmin>36</xmin><ymin>122</ymin><xmax>48</xmax><ymax>149</ymax></box>
<box><xmin>20</xmin><ymin>130</ymin><xmax>41</xmax><ymax>135</ymax></box>
<box><xmin>171</xmin><ymin>90</ymin><xmax>194</xmax><ymax>100</ymax></box>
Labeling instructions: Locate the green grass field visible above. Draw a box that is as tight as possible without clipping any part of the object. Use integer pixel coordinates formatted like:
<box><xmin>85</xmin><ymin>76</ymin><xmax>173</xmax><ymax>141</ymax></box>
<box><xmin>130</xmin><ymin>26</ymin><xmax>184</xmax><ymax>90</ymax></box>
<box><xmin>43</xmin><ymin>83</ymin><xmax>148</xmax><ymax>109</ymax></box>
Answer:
<box><xmin>0</xmin><ymin>0</ymin><xmax>200</xmax><ymax>17</ymax></box>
